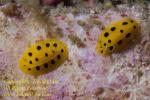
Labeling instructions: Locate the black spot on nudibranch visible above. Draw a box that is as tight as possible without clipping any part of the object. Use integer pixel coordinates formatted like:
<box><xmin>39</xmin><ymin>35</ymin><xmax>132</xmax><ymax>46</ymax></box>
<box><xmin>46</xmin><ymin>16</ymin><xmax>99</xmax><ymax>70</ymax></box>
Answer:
<box><xmin>101</xmin><ymin>50</ymin><xmax>103</xmax><ymax>53</ymax></box>
<box><xmin>53</xmin><ymin>43</ymin><xmax>57</xmax><ymax>47</ymax></box>
<box><xmin>104</xmin><ymin>43</ymin><xmax>106</xmax><ymax>46</ymax></box>
<box><xmin>109</xmin><ymin>46</ymin><xmax>113</xmax><ymax>50</ymax></box>
<box><xmin>44</xmin><ymin>63</ymin><xmax>48</xmax><ymax>68</ymax></box>
<box><xmin>57</xmin><ymin>55</ymin><xmax>61</xmax><ymax>59</ymax></box>
<box><xmin>131</xmin><ymin>20</ymin><xmax>134</xmax><ymax>23</ymax></box>
<box><xmin>120</xmin><ymin>30</ymin><xmax>124</xmax><ymax>33</ymax></box>
<box><xmin>36</xmin><ymin>66</ymin><xmax>40</xmax><ymax>70</ymax></box>
<box><xmin>133</xmin><ymin>26</ymin><xmax>136</xmax><ymax>29</ymax></box>
<box><xmin>51</xmin><ymin>60</ymin><xmax>55</xmax><ymax>64</ymax></box>
<box><xmin>46</xmin><ymin>43</ymin><xmax>50</xmax><ymax>47</ymax></box>
<box><xmin>117</xmin><ymin>40</ymin><xmax>122</xmax><ymax>45</ymax></box>
<box><xmin>35</xmin><ymin>58</ymin><xmax>39</xmax><ymax>61</ymax></box>
<box><xmin>29</xmin><ymin>60</ymin><xmax>32</xmax><ymax>64</ymax></box>
<box><xmin>37</xmin><ymin>46</ymin><xmax>41</xmax><ymax>50</ymax></box>
<box><xmin>108</xmin><ymin>39</ymin><xmax>111</xmax><ymax>43</ymax></box>
<box><xmin>104</xmin><ymin>32</ymin><xmax>109</xmax><ymax>37</ymax></box>
<box><xmin>61</xmin><ymin>49</ymin><xmax>64</xmax><ymax>53</ymax></box>
<box><xmin>28</xmin><ymin>68</ymin><xmax>31</xmax><ymax>71</ymax></box>
<box><xmin>111</xmin><ymin>27</ymin><xmax>116</xmax><ymax>31</ymax></box>
<box><xmin>122</xmin><ymin>22</ymin><xmax>128</xmax><ymax>25</ymax></box>
<box><xmin>126</xmin><ymin>33</ymin><xmax>131</xmax><ymax>38</ymax></box>
<box><xmin>45</xmin><ymin>53</ymin><xmax>48</xmax><ymax>57</ymax></box>
<box><xmin>28</xmin><ymin>52</ymin><xmax>32</xmax><ymax>56</ymax></box>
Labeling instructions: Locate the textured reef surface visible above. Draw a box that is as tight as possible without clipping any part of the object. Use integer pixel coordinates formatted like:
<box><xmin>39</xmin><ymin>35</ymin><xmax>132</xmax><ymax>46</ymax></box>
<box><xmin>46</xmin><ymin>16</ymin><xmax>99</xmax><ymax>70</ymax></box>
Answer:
<box><xmin>0</xmin><ymin>0</ymin><xmax>150</xmax><ymax>100</ymax></box>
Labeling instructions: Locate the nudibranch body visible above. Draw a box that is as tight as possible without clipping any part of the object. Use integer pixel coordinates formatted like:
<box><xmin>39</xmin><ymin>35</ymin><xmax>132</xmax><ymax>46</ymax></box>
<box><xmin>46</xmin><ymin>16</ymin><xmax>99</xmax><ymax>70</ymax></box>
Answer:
<box><xmin>96</xmin><ymin>18</ymin><xmax>140</xmax><ymax>56</ymax></box>
<box><xmin>19</xmin><ymin>39</ymin><xmax>68</xmax><ymax>76</ymax></box>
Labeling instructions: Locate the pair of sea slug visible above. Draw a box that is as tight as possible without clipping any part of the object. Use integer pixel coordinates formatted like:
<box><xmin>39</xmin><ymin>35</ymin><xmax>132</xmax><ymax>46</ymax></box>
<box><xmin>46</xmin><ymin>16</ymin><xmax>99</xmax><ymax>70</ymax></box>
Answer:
<box><xmin>19</xmin><ymin>17</ymin><xmax>140</xmax><ymax>76</ymax></box>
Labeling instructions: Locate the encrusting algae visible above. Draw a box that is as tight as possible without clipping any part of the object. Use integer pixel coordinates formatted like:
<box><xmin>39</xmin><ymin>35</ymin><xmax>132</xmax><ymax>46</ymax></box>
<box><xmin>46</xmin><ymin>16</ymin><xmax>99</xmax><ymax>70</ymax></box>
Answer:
<box><xmin>0</xmin><ymin>0</ymin><xmax>149</xmax><ymax>99</ymax></box>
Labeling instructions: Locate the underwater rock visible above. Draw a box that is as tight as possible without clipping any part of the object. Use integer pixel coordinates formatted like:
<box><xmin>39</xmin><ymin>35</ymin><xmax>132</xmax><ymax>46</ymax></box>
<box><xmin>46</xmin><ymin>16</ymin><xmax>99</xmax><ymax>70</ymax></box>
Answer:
<box><xmin>40</xmin><ymin>0</ymin><xmax>73</xmax><ymax>6</ymax></box>
<box><xmin>40</xmin><ymin>0</ymin><xmax>61</xmax><ymax>6</ymax></box>
<box><xmin>0</xmin><ymin>3</ymin><xmax>22</xmax><ymax>18</ymax></box>
<box><xmin>0</xmin><ymin>0</ymin><xmax>149</xmax><ymax>99</ymax></box>
<box><xmin>68</xmin><ymin>34</ymin><xmax>86</xmax><ymax>48</ymax></box>
<box><xmin>144</xmin><ymin>42</ymin><xmax>150</xmax><ymax>56</ymax></box>
<box><xmin>0</xmin><ymin>0</ymin><xmax>12</xmax><ymax>6</ymax></box>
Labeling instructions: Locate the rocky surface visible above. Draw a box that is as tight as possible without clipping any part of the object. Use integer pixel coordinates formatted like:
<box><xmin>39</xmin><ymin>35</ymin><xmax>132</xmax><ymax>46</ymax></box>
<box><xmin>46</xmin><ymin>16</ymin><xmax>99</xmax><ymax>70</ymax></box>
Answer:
<box><xmin>0</xmin><ymin>0</ymin><xmax>149</xmax><ymax>100</ymax></box>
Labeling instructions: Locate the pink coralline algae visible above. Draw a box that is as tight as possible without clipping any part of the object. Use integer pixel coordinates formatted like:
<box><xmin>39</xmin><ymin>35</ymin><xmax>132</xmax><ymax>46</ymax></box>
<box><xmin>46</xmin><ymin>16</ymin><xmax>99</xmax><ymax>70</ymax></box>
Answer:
<box><xmin>0</xmin><ymin>1</ymin><xmax>149</xmax><ymax>99</ymax></box>
<box><xmin>0</xmin><ymin>50</ymin><xmax>8</xmax><ymax>71</ymax></box>
<box><xmin>109</xmin><ymin>72</ymin><xmax>129</xmax><ymax>89</ymax></box>
<box><xmin>40</xmin><ymin>0</ymin><xmax>61</xmax><ymax>6</ymax></box>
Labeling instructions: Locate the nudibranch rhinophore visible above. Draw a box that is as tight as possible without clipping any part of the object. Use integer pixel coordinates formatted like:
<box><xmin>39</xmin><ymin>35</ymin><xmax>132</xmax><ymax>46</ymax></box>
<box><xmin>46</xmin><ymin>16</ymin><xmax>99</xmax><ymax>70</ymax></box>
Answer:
<box><xmin>96</xmin><ymin>17</ymin><xmax>140</xmax><ymax>56</ymax></box>
<box><xmin>19</xmin><ymin>39</ymin><xmax>68</xmax><ymax>76</ymax></box>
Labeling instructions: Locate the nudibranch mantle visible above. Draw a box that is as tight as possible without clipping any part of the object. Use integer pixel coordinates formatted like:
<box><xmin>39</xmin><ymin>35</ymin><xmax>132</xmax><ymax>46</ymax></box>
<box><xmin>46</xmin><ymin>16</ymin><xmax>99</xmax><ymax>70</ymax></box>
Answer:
<box><xmin>19</xmin><ymin>39</ymin><xmax>68</xmax><ymax>76</ymax></box>
<box><xmin>96</xmin><ymin>17</ymin><xmax>140</xmax><ymax>56</ymax></box>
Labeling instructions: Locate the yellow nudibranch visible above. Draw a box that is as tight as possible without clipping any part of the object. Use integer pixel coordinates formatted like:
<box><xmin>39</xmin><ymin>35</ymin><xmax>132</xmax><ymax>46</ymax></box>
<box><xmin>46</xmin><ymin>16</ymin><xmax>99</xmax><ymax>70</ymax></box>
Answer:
<box><xmin>19</xmin><ymin>39</ymin><xmax>68</xmax><ymax>76</ymax></box>
<box><xmin>96</xmin><ymin>18</ymin><xmax>140</xmax><ymax>56</ymax></box>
